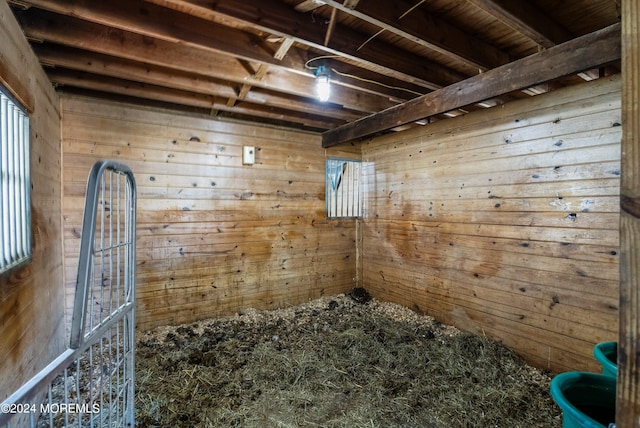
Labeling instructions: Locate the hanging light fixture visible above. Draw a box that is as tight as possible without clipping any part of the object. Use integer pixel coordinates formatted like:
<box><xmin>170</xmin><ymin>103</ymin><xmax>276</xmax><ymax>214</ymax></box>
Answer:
<box><xmin>314</xmin><ymin>65</ymin><xmax>331</xmax><ymax>102</ymax></box>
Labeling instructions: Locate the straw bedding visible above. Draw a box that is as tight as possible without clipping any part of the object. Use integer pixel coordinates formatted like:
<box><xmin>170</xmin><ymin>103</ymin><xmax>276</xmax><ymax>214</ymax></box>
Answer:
<box><xmin>135</xmin><ymin>290</ymin><xmax>561</xmax><ymax>427</ymax></box>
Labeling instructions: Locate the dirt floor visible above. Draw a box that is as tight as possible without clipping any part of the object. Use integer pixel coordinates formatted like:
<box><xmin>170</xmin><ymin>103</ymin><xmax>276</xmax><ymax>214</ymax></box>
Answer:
<box><xmin>135</xmin><ymin>290</ymin><xmax>562</xmax><ymax>427</ymax></box>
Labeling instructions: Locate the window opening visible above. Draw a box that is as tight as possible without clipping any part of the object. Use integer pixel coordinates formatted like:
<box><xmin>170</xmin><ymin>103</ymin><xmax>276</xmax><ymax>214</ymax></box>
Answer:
<box><xmin>326</xmin><ymin>158</ymin><xmax>362</xmax><ymax>218</ymax></box>
<box><xmin>0</xmin><ymin>85</ymin><xmax>31</xmax><ymax>274</ymax></box>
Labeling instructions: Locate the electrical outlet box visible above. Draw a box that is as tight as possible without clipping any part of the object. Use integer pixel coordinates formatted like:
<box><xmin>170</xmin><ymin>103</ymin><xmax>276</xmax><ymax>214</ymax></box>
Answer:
<box><xmin>243</xmin><ymin>146</ymin><xmax>255</xmax><ymax>165</ymax></box>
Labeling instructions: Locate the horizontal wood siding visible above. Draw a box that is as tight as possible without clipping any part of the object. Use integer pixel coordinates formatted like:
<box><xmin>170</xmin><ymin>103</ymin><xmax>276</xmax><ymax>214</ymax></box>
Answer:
<box><xmin>0</xmin><ymin>2</ymin><xmax>65</xmax><ymax>400</ymax></box>
<box><xmin>60</xmin><ymin>95</ymin><xmax>357</xmax><ymax>331</ymax></box>
<box><xmin>361</xmin><ymin>75</ymin><xmax>621</xmax><ymax>372</ymax></box>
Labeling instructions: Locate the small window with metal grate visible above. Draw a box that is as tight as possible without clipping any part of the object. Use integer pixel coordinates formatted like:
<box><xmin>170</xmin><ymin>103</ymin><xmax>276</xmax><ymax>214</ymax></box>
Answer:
<box><xmin>0</xmin><ymin>85</ymin><xmax>31</xmax><ymax>274</ymax></box>
<box><xmin>326</xmin><ymin>158</ymin><xmax>362</xmax><ymax>218</ymax></box>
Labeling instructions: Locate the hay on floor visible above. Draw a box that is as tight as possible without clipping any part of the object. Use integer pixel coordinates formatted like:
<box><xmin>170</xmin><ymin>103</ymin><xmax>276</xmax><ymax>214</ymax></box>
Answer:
<box><xmin>135</xmin><ymin>293</ymin><xmax>561</xmax><ymax>427</ymax></box>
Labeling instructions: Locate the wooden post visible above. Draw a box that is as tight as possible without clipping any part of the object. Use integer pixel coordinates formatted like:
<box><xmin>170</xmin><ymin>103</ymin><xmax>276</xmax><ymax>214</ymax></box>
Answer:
<box><xmin>619</xmin><ymin>0</ymin><xmax>640</xmax><ymax>425</ymax></box>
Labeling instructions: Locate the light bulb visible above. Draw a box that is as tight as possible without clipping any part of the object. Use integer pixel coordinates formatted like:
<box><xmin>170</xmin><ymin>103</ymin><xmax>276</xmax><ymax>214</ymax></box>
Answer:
<box><xmin>314</xmin><ymin>65</ymin><xmax>331</xmax><ymax>102</ymax></box>
<box><xmin>315</xmin><ymin>74</ymin><xmax>331</xmax><ymax>102</ymax></box>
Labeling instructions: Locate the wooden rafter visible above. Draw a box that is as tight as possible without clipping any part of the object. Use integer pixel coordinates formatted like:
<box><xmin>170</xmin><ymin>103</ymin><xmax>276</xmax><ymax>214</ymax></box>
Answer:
<box><xmin>322</xmin><ymin>23</ymin><xmax>621</xmax><ymax>147</ymax></box>
<box><xmin>14</xmin><ymin>0</ymin><xmax>308</xmax><ymax>75</ymax></box>
<box><xmin>230</xmin><ymin>37</ymin><xmax>292</xmax><ymax>108</ymax></box>
<box><xmin>15</xmin><ymin>8</ymin><xmax>398</xmax><ymax>114</ymax></box>
<box><xmin>467</xmin><ymin>0</ymin><xmax>573</xmax><ymax>48</ymax></box>
<box><xmin>48</xmin><ymin>69</ymin><xmax>342</xmax><ymax>129</ymax></box>
<box><xmin>6</xmin><ymin>0</ymin><xmax>621</xmax><ymax>134</ymax></box>
<box><xmin>320</xmin><ymin>0</ymin><xmax>509</xmax><ymax>71</ymax></box>
<box><xmin>230</xmin><ymin>62</ymin><xmax>269</xmax><ymax>107</ymax></box>
<box><xmin>144</xmin><ymin>0</ymin><xmax>466</xmax><ymax>90</ymax></box>
<box><xmin>468</xmin><ymin>0</ymin><xmax>618</xmax><ymax>85</ymax></box>
<box><xmin>32</xmin><ymin>44</ymin><xmax>363</xmax><ymax>122</ymax></box>
<box><xmin>15</xmin><ymin>0</ymin><xmax>451</xmax><ymax>108</ymax></box>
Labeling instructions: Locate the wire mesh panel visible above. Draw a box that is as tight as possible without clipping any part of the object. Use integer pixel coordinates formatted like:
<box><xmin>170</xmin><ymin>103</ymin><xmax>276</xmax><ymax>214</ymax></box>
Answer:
<box><xmin>326</xmin><ymin>158</ymin><xmax>362</xmax><ymax>218</ymax></box>
<box><xmin>0</xmin><ymin>160</ymin><xmax>136</xmax><ymax>428</ymax></box>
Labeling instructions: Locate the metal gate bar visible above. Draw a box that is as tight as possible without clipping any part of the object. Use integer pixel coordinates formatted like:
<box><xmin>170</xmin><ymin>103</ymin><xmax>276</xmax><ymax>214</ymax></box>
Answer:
<box><xmin>0</xmin><ymin>160</ymin><xmax>136</xmax><ymax>428</ymax></box>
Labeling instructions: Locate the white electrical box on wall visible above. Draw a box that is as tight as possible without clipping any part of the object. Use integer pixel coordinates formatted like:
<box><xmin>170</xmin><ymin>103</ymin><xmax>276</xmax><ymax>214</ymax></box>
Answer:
<box><xmin>243</xmin><ymin>146</ymin><xmax>255</xmax><ymax>165</ymax></box>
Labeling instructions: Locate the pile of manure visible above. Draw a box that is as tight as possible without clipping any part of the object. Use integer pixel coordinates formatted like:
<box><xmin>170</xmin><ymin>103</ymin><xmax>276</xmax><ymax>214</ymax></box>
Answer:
<box><xmin>135</xmin><ymin>293</ymin><xmax>561</xmax><ymax>427</ymax></box>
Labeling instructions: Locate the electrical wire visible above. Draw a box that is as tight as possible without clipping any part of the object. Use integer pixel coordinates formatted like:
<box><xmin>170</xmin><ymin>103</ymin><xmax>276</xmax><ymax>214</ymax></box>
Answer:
<box><xmin>305</xmin><ymin>55</ymin><xmax>424</xmax><ymax>97</ymax></box>
<box><xmin>357</xmin><ymin>29</ymin><xmax>385</xmax><ymax>51</ymax></box>
<box><xmin>356</xmin><ymin>0</ymin><xmax>427</xmax><ymax>51</ymax></box>
<box><xmin>330</xmin><ymin>68</ymin><xmax>424</xmax><ymax>96</ymax></box>
<box><xmin>304</xmin><ymin>55</ymin><xmax>341</xmax><ymax>70</ymax></box>
<box><xmin>398</xmin><ymin>0</ymin><xmax>427</xmax><ymax>20</ymax></box>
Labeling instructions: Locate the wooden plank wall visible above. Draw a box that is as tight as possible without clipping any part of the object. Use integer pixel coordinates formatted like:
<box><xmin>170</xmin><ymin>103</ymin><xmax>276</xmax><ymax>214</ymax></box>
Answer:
<box><xmin>0</xmin><ymin>1</ymin><xmax>65</xmax><ymax>400</ymax></box>
<box><xmin>360</xmin><ymin>75</ymin><xmax>621</xmax><ymax>373</ymax></box>
<box><xmin>60</xmin><ymin>94</ymin><xmax>358</xmax><ymax>332</ymax></box>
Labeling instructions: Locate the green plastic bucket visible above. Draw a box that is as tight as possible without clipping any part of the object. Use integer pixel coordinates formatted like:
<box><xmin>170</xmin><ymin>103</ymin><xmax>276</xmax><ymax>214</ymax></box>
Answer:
<box><xmin>593</xmin><ymin>342</ymin><xmax>617</xmax><ymax>378</ymax></box>
<box><xmin>550</xmin><ymin>371</ymin><xmax>616</xmax><ymax>428</ymax></box>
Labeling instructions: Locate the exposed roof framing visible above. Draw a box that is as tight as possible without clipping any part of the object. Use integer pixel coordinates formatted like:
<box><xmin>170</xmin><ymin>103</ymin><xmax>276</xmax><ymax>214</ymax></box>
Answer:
<box><xmin>8</xmin><ymin>0</ymin><xmax>620</xmax><ymax>141</ymax></box>
<box><xmin>466</xmin><ymin>0</ymin><xmax>573</xmax><ymax>48</ymax></box>
<box><xmin>323</xmin><ymin>23</ymin><xmax>621</xmax><ymax>147</ymax></box>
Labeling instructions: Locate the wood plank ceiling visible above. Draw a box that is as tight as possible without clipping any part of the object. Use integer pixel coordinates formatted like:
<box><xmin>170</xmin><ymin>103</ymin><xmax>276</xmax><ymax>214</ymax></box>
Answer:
<box><xmin>8</xmin><ymin>0</ymin><xmax>621</xmax><ymax>145</ymax></box>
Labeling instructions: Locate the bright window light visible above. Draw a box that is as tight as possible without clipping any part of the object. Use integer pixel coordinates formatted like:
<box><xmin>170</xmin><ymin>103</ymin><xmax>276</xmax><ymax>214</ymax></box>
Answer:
<box><xmin>326</xmin><ymin>158</ymin><xmax>362</xmax><ymax>218</ymax></box>
<box><xmin>0</xmin><ymin>85</ymin><xmax>31</xmax><ymax>274</ymax></box>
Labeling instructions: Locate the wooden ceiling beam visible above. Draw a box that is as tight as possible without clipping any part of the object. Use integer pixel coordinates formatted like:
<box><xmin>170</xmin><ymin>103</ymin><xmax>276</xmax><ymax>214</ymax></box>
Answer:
<box><xmin>321</xmin><ymin>0</ymin><xmax>510</xmax><ymax>72</ymax></box>
<box><xmin>47</xmin><ymin>69</ymin><xmax>344</xmax><ymax>130</ymax></box>
<box><xmin>31</xmin><ymin>44</ymin><xmax>364</xmax><ymax>122</ymax></box>
<box><xmin>15</xmin><ymin>8</ymin><xmax>397</xmax><ymax>114</ymax></box>
<box><xmin>468</xmin><ymin>0</ymin><xmax>618</xmax><ymax>86</ymax></box>
<box><xmin>145</xmin><ymin>0</ymin><xmax>468</xmax><ymax>90</ymax></box>
<box><xmin>323</xmin><ymin>0</ymin><xmax>541</xmax><ymax>102</ymax></box>
<box><xmin>467</xmin><ymin>0</ymin><xmax>573</xmax><ymax>48</ymax></box>
<box><xmin>322</xmin><ymin>23</ymin><xmax>621</xmax><ymax>147</ymax></box>
<box><xmin>15</xmin><ymin>0</ymin><xmax>430</xmax><ymax>102</ymax></box>
<box><xmin>3</xmin><ymin>1</ymin><xmax>314</xmax><ymax>118</ymax></box>
<box><xmin>16</xmin><ymin>0</ymin><xmax>455</xmax><ymax>93</ymax></box>
<box><xmin>15</xmin><ymin>0</ymin><xmax>311</xmax><ymax>75</ymax></box>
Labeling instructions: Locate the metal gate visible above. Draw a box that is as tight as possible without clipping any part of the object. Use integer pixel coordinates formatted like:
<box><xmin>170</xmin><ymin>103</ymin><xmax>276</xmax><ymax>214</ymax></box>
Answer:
<box><xmin>0</xmin><ymin>160</ymin><xmax>137</xmax><ymax>427</ymax></box>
